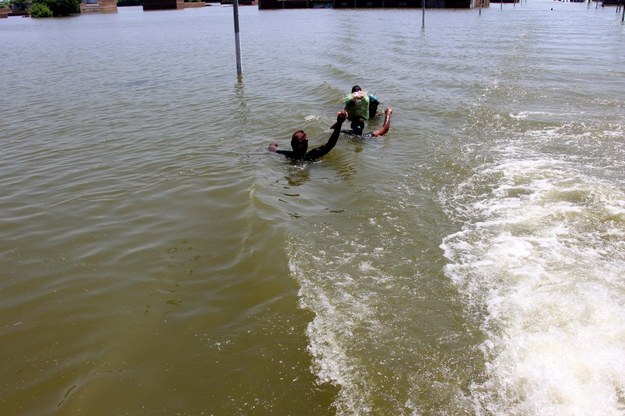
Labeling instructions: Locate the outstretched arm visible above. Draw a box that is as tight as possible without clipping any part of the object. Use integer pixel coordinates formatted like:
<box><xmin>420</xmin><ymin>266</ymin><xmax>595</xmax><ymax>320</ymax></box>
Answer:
<box><xmin>305</xmin><ymin>110</ymin><xmax>348</xmax><ymax>160</ymax></box>
<box><xmin>268</xmin><ymin>142</ymin><xmax>291</xmax><ymax>156</ymax></box>
<box><xmin>268</xmin><ymin>142</ymin><xmax>279</xmax><ymax>152</ymax></box>
<box><xmin>325</xmin><ymin>110</ymin><xmax>348</xmax><ymax>149</ymax></box>
<box><xmin>372</xmin><ymin>107</ymin><xmax>392</xmax><ymax>137</ymax></box>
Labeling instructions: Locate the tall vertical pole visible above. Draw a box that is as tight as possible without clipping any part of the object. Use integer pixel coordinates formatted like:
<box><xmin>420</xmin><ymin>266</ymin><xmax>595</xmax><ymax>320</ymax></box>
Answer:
<box><xmin>479</xmin><ymin>0</ymin><xmax>482</xmax><ymax>15</ymax></box>
<box><xmin>422</xmin><ymin>0</ymin><xmax>425</xmax><ymax>29</ymax></box>
<box><xmin>233</xmin><ymin>0</ymin><xmax>242</xmax><ymax>77</ymax></box>
<box><xmin>622</xmin><ymin>0</ymin><xmax>624</xmax><ymax>22</ymax></box>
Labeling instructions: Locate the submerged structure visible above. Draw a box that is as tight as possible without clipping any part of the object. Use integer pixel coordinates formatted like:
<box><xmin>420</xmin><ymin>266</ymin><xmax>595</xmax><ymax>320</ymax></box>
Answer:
<box><xmin>80</xmin><ymin>0</ymin><xmax>118</xmax><ymax>12</ymax></box>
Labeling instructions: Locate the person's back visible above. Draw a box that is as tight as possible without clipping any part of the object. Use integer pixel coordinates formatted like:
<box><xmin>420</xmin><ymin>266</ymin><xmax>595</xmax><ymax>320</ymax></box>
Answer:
<box><xmin>344</xmin><ymin>91</ymin><xmax>370</xmax><ymax>121</ymax></box>
<box><xmin>342</xmin><ymin>85</ymin><xmax>384</xmax><ymax>135</ymax></box>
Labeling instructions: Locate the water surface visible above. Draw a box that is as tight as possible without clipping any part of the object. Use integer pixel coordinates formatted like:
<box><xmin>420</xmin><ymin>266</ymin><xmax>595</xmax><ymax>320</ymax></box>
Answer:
<box><xmin>1</xmin><ymin>2</ymin><xmax>625</xmax><ymax>415</ymax></box>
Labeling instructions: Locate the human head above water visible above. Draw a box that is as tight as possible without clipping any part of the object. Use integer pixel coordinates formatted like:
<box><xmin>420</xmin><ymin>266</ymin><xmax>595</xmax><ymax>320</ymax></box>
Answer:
<box><xmin>291</xmin><ymin>130</ymin><xmax>308</xmax><ymax>152</ymax></box>
<box><xmin>351</xmin><ymin>85</ymin><xmax>362</xmax><ymax>93</ymax></box>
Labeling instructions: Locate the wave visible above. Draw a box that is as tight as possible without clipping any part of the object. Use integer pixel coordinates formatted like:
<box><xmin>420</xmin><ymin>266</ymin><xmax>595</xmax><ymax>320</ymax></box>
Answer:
<box><xmin>441</xmin><ymin>146</ymin><xmax>625</xmax><ymax>415</ymax></box>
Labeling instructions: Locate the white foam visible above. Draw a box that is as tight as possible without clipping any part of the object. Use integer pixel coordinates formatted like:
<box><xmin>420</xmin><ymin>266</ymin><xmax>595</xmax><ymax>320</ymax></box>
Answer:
<box><xmin>288</xmin><ymin>233</ymin><xmax>379</xmax><ymax>415</ymax></box>
<box><xmin>606</xmin><ymin>202</ymin><xmax>625</xmax><ymax>222</ymax></box>
<box><xmin>442</xmin><ymin>154</ymin><xmax>625</xmax><ymax>415</ymax></box>
<box><xmin>509</xmin><ymin>111</ymin><xmax>553</xmax><ymax>120</ymax></box>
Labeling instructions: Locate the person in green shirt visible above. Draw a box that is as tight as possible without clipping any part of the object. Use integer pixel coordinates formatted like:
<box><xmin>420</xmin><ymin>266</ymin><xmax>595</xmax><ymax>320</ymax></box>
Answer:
<box><xmin>342</xmin><ymin>85</ymin><xmax>380</xmax><ymax>135</ymax></box>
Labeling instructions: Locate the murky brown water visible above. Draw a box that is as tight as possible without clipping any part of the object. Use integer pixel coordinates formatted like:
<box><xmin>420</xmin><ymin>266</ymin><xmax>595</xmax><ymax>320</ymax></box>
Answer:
<box><xmin>2</xmin><ymin>2</ymin><xmax>625</xmax><ymax>414</ymax></box>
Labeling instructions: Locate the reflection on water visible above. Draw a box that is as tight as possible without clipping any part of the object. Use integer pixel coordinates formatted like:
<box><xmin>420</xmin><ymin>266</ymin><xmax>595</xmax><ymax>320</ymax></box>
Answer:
<box><xmin>285</xmin><ymin>165</ymin><xmax>312</xmax><ymax>187</ymax></box>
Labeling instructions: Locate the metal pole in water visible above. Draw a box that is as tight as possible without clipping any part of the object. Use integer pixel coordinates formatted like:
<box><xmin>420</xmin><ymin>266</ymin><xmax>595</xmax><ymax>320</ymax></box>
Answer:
<box><xmin>621</xmin><ymin>0</ymin><xmax>624</xmax><ymax>22</ymax></box>
<box><xmin>479</xmin><ymin>0</ymin><xmax>482</xmax><ymax>16</ymax></box>
<box><xmin>232</xmin><ymin>0</ymin><xmax>242</xmax><ymax>77</ymax></box>
<box><xmin>422</xmin><ymin>0</ymin><xmax>425</xmax><ymax>29</ymax></box>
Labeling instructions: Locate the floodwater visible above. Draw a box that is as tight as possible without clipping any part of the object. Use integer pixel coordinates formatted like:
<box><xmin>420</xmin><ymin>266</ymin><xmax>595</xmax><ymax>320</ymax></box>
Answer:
<box><xmin>1</xmin><ymin>2</ymin><xmax>625</xmax><ymax>415</ymax></box>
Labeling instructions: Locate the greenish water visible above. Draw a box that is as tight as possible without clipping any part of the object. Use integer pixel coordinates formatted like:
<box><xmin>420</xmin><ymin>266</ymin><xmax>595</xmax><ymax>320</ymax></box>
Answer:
<box><xmin>1</xmin><ymin>2</ymin><xmax>625</xmax><ymax>415</ymax></box>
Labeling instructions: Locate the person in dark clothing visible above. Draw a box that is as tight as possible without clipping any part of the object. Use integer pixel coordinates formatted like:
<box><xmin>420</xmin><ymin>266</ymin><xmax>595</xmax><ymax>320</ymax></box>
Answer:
<box><xmin>268</xmin><ymin>110</ymin><xmax>348</xmax><ymax>161</ymax></box>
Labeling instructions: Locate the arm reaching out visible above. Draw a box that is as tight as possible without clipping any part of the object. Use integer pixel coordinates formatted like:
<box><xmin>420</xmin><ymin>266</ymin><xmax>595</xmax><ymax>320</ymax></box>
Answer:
<box><xmin>303</xmin><ymin>110</ymin><xmax>347</xmax><ymax>161</ymax></box>
<box><xmin>372</xmin><ymin>107</ymin><xmax>393</xmax><ymax>137</ymax></box>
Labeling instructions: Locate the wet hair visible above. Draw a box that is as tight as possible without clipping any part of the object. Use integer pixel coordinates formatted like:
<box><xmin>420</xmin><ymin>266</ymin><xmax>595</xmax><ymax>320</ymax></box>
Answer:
<box><xmin>291</xmin><ymin>130</ymin><xmax>307</xmax><ymax>150</ymax></box>
<box><xmin>351</xmin><ymin>85</ymin><xmax>362</xmax><ymax>93</ymax></box>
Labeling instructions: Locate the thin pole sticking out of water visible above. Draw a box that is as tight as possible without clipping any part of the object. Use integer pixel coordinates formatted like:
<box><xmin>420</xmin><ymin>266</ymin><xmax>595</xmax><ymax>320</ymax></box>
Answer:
<box><xmin>622</xmin><ymin>1</ymin><xmax>624</xmax><ymax>22</ymax></box>
<box><xmin>232</xmin><ymin>0</ymin><xmax>242</xmax><ymax>77</ymax></box>
<box><xmin>479</xmin><ymin>0</ymin><xmax>482</xmax><ymax>15</ymax></box>
<box><xmin>422</xmin><ymin>0</ymin><xmax>425</xmax><ymax>29</ymax></box>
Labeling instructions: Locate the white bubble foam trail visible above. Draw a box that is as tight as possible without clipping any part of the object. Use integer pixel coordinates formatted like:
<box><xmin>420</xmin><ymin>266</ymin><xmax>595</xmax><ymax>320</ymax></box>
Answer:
<box><xmin>288</xmin><ymin>236</ymin><xmax>378</xmax><ymax>415</ymax></box>
<box><xmin>441</xmin><ymin>152</ymin><xmax>625</xmax><ymax>416</ymax></box>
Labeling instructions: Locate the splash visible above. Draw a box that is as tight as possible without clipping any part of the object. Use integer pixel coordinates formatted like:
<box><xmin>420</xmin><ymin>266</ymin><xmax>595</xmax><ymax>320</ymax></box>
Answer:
<box><xmin>441</xmin><ymin>152</ymin><xmax>625</xmax><ymax>415</ymax></box>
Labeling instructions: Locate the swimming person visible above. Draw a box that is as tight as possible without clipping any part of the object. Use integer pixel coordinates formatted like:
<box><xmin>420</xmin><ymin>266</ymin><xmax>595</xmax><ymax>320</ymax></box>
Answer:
<box><xmin>268</xmin><ymin>110</ymin><xmax>348</xmax><ymax>161</ymax></box>
<box><xmin>343</xmin><ymin>85</ymin><xmax>380</xmax><ymax>135</ymax></box>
